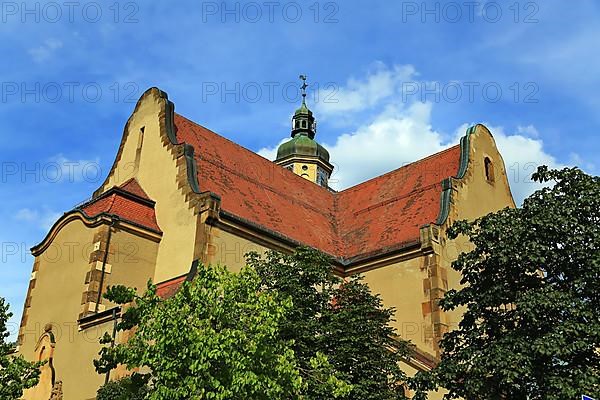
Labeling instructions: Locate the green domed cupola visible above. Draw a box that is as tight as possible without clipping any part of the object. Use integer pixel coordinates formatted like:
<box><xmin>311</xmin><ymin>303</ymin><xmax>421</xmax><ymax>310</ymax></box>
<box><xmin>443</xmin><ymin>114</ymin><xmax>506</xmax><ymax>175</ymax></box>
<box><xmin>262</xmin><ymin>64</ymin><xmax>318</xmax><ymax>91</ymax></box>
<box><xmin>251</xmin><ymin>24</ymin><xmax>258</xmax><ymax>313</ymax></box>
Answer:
<box><xmin>274</xmin><ymin>75</ymin><xmax>334</xmax><ymax>188</ymax></box>
<box><xmin>276</xmin><ymin>134</ymin><xmax>330</xmax><ymax>162</ymax></box>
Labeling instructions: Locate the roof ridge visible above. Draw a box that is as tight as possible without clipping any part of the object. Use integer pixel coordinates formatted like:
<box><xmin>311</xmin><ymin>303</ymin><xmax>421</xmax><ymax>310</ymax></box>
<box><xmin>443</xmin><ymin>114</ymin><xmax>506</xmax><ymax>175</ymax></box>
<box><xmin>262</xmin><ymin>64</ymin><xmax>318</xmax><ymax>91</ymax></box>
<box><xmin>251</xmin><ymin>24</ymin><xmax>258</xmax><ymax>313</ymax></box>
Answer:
<box><xmin>175</xmin><ymin>113</ymin><xmax>337</xmax><ymax>196</ymax></box>
<box><xmin>201</xmin><ymin>155</ymin><xmax>334</xmax><ymax>220</ymax></box>
<box><xmin>173</xmin><ymin>110</ymin><xmax>463</xmax><ymax>261</ymax></box>
<box><xmin>175</xmin><ymin>113</ymin><xmax>279</xmax><ymax>164</ymax></box>
<box><xmin>106</xmin><ymin>193</ymin><xmax>117</xmax><ymax>213</ymax></box>
<box><xmin>175</xmin><ymin>112</ymin><xmax>460</xmax><ymax>197</ymax></box>
<box><xmin>337</xmin><ymin>144</ymin><xmax>461</xmax><ymax>195</ymax></box>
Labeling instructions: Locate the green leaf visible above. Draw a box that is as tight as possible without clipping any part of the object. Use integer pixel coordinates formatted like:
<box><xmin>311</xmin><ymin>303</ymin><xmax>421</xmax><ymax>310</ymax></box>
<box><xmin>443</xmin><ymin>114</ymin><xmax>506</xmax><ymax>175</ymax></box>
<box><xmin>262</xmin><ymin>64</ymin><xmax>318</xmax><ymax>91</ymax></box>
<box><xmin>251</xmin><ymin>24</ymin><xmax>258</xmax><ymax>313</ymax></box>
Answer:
<box><xmin>411</xmin><ymin>167</ymin><xmax>600</xmax><ymax>400</ymax></box>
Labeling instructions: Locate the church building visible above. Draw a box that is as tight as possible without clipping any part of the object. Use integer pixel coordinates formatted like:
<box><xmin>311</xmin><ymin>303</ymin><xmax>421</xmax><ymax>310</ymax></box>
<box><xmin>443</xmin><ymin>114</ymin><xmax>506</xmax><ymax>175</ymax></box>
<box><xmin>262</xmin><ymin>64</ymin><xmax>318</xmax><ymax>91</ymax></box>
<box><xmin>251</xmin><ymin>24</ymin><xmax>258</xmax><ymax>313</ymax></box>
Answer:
<box><xmin>17</xmin><ymin>86</ymin><xmax>515</xmax><ymax>399</ymax></box>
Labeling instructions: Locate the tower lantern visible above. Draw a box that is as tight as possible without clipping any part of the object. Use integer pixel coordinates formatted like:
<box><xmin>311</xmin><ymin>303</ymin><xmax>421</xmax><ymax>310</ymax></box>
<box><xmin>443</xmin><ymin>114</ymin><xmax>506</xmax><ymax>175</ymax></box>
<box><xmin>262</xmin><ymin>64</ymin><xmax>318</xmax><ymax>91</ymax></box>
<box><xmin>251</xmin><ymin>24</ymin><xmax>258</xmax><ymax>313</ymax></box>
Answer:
<box><xmin>291</xmin><ymin>75</ymin><xmax>317</xmax><ymax>139</ymax></box>
<box><xmin>275</xmin><ymin>75</ymin><xmax>334</xmax><ymax>188</ymax></box>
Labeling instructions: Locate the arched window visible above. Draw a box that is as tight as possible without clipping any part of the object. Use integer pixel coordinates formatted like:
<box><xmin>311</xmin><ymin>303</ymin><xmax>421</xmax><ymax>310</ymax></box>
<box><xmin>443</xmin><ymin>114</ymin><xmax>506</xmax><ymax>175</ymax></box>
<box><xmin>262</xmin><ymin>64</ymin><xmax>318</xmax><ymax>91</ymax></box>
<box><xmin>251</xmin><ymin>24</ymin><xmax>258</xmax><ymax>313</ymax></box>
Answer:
<box><xmin>484</xmin><ymin>157</ymin><xmax>495</xmax><ymax>183</ymax></box>
<box><xmin>30</xmin><ymin>329</ymin><xmax>56</xmax><ymax>398</ymax></box>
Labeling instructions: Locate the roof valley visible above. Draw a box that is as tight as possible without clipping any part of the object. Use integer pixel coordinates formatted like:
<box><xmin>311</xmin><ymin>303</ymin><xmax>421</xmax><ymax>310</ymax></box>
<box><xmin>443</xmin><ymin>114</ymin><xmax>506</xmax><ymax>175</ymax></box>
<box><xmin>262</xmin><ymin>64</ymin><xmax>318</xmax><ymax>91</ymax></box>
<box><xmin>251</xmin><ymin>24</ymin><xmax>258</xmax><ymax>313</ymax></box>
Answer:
<box><xmin>173</xmin><ymin>112</ymin><xmax>462</xmax><ymax>261</ymax></box>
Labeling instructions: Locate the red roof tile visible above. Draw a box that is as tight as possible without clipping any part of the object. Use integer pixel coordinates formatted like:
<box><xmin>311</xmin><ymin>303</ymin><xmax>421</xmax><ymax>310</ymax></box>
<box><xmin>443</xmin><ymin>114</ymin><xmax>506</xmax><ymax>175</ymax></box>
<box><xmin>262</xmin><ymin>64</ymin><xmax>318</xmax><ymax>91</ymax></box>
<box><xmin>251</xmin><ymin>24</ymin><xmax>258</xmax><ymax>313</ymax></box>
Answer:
<box><xmin>80</xmin><ymin>179</ymin><xmax>161</xmax><ymax>233</ymax></box>
<box><xmin>156</xmin><ymin>274</ymin><xmax>187</xmax><ymax>298</ymax></box>
<box><xmin>118</xmin><ymin>178</ymin><xmax>152</xmax><ymax>200</ymax></box>
<box><xmin>174</xmin><ymin>114</ymin><xmax>461</xmax><ymax>262</ymax></box>
<box><xmin>337</xmin><ymin>146</ymin><xmax>460</xmax><ymax>259</ymax></box>
<box><xmin>175</xmin><ymin>114</ymin><xmax>339</xmax><ymax>252</ymax></box>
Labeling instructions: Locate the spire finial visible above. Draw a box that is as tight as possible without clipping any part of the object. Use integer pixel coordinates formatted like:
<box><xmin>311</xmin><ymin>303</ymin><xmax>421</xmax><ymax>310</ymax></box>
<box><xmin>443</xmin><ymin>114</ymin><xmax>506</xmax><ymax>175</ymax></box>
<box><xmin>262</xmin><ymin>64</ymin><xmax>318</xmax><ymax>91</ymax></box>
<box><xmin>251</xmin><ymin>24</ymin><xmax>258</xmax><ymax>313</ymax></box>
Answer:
<box><xmin>299</xmin><ymin>74</ymin><xmax>308</xmax><ymax>104</ymax></box>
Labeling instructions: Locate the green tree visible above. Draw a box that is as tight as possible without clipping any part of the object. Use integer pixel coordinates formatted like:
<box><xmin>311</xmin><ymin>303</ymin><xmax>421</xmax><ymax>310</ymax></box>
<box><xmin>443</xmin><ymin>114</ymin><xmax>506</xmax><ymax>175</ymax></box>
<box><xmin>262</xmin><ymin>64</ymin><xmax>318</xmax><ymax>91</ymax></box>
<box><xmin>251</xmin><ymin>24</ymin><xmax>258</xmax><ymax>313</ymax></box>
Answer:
<box><xmin>95</xmin><ymin>263</ymin><xmax>349</xmax><ymax>399</ymax></box>
<box><xmin>412</xmin><ymin>167</ymin><xmax>600</xmax><ymax>399</ymax></box>
<box><xmin>247</xmin><ymin>247</ymin><xmax>411</xmax><ymax>399</ymax></box>
<box><xmin>96</xmin><ymin>375</ymin><xmax>149</xmax><ymax>400</ymax></box>
<box><xmin>0</xmin><ymin>297</ymin><xmax>43</xmax><ymax>399</ymax></box>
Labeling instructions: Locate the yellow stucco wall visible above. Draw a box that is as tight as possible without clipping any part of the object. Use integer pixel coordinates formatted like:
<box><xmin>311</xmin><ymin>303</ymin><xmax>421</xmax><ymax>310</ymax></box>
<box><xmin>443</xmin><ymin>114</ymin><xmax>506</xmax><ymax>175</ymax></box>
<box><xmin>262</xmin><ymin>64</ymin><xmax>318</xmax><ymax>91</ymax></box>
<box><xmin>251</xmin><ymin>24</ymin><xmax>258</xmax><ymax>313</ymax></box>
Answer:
<box><xmin>402</xmin><ymin>361</ymin><xmax>447</xmax><ymax>400</ymax></box>
<box><xmin>291</xmin><ymin>161</ymin><xmax>317</xmax><ymax>182</ymax></box>
<box><xmin>99</xmin><ymin>90</ymin><xmax>198</xmax><ymax>283</ymax></box>
<box><xmin>20</xmin><ymin>219</ymin><xmax>105</xmax><ymax>400</ymax></box>
<box><xmin>19</xmin><ymin>217</ymin><xmax>159</xmax><ymax>399</ymax></box>
<box><xmin>208</xmin><ymin>227</ymin><xmax>269</xmax><ymax>272</ymax></box>
<box><xmin>440</xmin><ymin>125</ymin><xmax>516</xmax><ymax>333</ymax></box>
<box><xmin>21</xmin><ymin>332</ymin><xmax>55</xmax><ymax>400</ymax></box>
<box><xmin>362</xmin><ymin>257</ymin><xmax>431</xmax><ymax>351</ymax></box>
<box><xmin>100</xmin><ymin>228</ymin><xmax>159</xmax><ymax>308</ymax></box>
<box><xmin>454</xmin><ymin>125</ymin><xmax>515</xmax><ymax>219</ymax></box>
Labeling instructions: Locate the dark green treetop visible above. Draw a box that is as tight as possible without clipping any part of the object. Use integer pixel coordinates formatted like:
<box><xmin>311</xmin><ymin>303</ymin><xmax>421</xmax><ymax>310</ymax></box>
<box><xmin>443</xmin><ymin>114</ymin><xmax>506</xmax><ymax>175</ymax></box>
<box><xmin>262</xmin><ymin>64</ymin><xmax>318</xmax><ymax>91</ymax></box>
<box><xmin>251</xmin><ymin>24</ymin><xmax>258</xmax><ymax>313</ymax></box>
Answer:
<box><xmin>247</xmin><ymin>247</ymin><xmax>412</xmax><ymax>399</ymax></box>
<box><xmin>411</xmin><ymin>167</ymin><xmax>600</xmax><ymax>399</ymax></box>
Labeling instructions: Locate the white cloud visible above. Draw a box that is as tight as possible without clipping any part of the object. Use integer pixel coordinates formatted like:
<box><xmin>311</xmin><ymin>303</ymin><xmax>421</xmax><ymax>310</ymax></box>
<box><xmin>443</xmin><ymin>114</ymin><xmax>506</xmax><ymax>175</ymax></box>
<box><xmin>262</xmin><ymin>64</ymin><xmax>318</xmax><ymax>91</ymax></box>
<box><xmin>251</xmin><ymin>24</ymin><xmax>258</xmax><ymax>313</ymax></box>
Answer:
<box><xmin>28</xmin><ymin>38</ymin><xmax>63</xmax><ymax>63</ymax></box>
<box><xmin>259</xmin><ymin>101</ymin><xmax>450</xmax><ymax>190</ymax></box>
<box><xmin>15</xmin><ymin>208</ymin><xmax>61</xmax><ymax>231</ymax></box>
<box><xmin>257</xmin><ymin>138</ymin><xmax>288</xmax><ymax>162</ymax></box>
<box><xmin>325</xmin><ymin>102</ymin><xmax>449</xmax><ymax>189</ymax></box>
<box><xmin>259</xmin><ymin>63</ymin><xmax>575</xmax><ymax>206</ymax></box>
<box><xmin>516</xmin><ymin>125</ymin><xmax>539</xmax><ymax>138</ymax></box>
<box><xmin>315</xmin><ymin>62</ymin><xmax>417</xmax><ymax>116</ymax></box>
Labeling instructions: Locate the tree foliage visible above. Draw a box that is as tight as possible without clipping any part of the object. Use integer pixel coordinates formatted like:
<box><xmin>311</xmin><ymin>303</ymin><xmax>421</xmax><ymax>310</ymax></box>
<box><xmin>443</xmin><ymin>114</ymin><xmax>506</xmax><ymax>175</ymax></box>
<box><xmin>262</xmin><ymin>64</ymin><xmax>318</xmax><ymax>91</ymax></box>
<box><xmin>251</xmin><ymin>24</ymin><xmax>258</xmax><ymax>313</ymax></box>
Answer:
<box><xmin>94</xmin><ymin>264</ymin><xmax>347</xmax><ymax>399</ymax></box>
<box><xmin>96</xmin><ymin>375</ymin><xmax>149</xmax><ymax>400</ymax></box>
<box><xmin>96</xmin><ymin>248</ymin><xmax>410</xmax><ymax>399</ymax></box>
<box><xmin>0</xmin><ymin>297</ymin><xmax>43</xmax><ymax>399</ymax></box>
<box><xmin>247</xmin><ymin>247</ymin><xmax>411</xmax><ymax>399</ymax></box>
<box><xmin>412</xmin><ymin>167</ymin><xmax>600</xmax><ymax>399</ymax></box>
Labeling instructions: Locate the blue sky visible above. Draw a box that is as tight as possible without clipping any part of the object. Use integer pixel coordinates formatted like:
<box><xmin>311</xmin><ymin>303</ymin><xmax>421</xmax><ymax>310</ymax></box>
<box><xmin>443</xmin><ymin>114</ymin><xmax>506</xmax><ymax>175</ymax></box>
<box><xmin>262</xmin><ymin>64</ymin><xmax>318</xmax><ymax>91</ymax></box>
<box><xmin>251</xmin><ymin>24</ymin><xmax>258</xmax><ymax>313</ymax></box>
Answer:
<box><xmin>1</xmin><ymin>0</ymin><xmax>599</xmax><ymax>338</ymax></box>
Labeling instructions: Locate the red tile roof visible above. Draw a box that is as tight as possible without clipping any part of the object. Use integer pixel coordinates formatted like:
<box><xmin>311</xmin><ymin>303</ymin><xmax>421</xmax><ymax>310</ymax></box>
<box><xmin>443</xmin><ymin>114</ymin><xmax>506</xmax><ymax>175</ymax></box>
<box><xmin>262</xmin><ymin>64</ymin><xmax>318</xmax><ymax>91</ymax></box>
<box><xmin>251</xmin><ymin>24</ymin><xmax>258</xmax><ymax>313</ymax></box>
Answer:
<box><xmin>174</xmin><ymin>114</ymin><xmax>461</xmax><ymax>262</ymax></box>
<box><xmin>119</xmin><ymin>177</ymin><xmax>152</xmax><ymax>200</ymax></box>
<box><xmin>336</xmin><ymin>146</ymin><xmax>460</xmax><ymax>259</ymax></box>
<box><xmin>79</xmin><ymin>179</ymin><xmax>161</xmax><ymax>233</ymax></box>
<box><xmin>156</xmin><ymin>274</ymin><xmax>187</xmax><ymax>298</ymax></box>
<box><xmin>175</xmin><ymin>114</ymin><xmax>338</xmax><ymax>253</ymax></box>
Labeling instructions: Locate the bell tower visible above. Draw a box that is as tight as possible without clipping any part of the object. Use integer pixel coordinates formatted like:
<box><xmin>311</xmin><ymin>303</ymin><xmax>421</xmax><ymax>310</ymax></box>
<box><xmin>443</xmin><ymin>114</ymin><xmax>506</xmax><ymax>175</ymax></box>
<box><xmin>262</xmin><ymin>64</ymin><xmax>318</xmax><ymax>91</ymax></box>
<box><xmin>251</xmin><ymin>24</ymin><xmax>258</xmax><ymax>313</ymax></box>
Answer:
<box><xmin>275</xmin><ymin>75</ymin><xmax>334</xmax><ymax>188</ymax></box>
